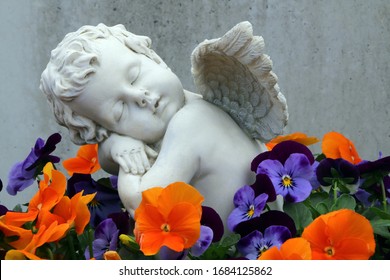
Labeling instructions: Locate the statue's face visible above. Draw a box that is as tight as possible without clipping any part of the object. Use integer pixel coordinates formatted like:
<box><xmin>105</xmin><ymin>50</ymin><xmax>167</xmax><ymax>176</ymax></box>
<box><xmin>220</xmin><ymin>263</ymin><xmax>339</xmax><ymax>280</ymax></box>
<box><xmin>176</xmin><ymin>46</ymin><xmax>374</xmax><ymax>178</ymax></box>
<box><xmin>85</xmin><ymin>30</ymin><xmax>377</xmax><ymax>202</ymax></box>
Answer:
<box><xmin>67</xmin><ymin>36</ymin><xmax>185</xmax><ymax>143</ymax></box>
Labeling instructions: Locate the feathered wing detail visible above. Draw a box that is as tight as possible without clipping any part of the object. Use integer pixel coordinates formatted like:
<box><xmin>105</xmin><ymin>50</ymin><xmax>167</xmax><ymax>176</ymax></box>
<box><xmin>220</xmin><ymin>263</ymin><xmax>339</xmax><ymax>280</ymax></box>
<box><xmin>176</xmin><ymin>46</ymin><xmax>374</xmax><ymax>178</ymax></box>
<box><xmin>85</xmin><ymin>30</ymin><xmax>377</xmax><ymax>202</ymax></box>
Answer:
<box><xmin>191</xmin><ymin>21</ymin><xmax>288</xmax><ymax>142</ymax></box>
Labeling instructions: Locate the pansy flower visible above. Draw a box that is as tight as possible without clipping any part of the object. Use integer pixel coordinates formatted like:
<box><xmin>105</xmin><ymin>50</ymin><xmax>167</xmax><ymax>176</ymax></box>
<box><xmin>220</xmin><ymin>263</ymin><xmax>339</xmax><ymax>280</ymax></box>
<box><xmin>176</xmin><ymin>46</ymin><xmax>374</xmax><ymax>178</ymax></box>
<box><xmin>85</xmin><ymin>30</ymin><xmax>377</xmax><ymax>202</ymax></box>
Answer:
<box><xmin>322</xmin><ymin>131</ymin><xmax>362</xmax><ymax>164</ymax></box>
<box><xmin>6</xmin><ymin>133</ymin><xmax>61</xmax><ymax>195</ymax></box>
<box><xmin>85</xmin><ymin>218</ymin><xmax>120</xmax><ymax>260</ymax></box>
<box><xmin>237</xmin><ymin>226</ymin><xmax>291</xmax><ymax>259</ymax></box>
<box><xmin>301</xmin><ymin>209</ymin><xmax>375</xmax><ymax>260</ymax></box>
<box><xmin>257</xmin><ymin>153</ymin><xmax>315</xmax><ymax>203</ymax></box>
<box><xmin>67</xmin><ymin>174</ymin><xmax>122</xmax><ymax>227</ymax></box>
<box><xmin>259</xmin><ymin>237</ymin><xmax>312</xmax><ymax>260</ymax></box>
<box><xmin>191</xmin><ymin>225</ymin><xmax>214</xmax><ymax>257</ymax></box>
<box><xmin>4</xmin><ymin>221</ymin><xmax>70</xmax><ymax>260</ymax></box>
<box><xmin>134</xmin><ymin>182</ymin><xmax>203</xmax><ymax>256</ymax></box>
<box><xmin>62</xmin><ymin>144</ymin><xmax>101</xmax><ymax>176</ymax></box>
<box><xmin>227</xmin><ymin>185</ymin><xmax>268</xmax><ymax>232</ymax></box>
<box><xmin>266</xmin><ymin>132</ymin><xmax>319</xmax><ymax>150</ymax></box>
<box><xmin>316</xmin><ymin>158</ymin><xmax>360</xmax><ymax>193</ymax></box>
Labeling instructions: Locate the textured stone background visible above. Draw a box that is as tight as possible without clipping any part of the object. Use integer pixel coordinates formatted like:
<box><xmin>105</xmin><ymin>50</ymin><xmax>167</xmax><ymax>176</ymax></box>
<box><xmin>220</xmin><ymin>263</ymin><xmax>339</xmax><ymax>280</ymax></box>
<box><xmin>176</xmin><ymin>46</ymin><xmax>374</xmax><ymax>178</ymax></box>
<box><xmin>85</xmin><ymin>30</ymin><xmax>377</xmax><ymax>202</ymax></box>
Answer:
<box><xmin>1</xmin><ymin>0</ymin><xmax>389</xmax><ymax>208</ymax></box>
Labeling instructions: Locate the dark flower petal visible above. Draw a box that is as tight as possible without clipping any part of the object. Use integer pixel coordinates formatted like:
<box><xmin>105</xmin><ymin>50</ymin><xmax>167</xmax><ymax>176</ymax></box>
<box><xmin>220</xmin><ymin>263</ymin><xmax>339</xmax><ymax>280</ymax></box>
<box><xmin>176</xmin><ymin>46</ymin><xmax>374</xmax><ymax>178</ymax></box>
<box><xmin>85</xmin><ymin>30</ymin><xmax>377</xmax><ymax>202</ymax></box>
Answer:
<box><xmin>338</xmin><ymin>159</ymin><xmax>360</xmax><ymax>184</ymax></box>
<box><xmin>234</xmin><ymin>210</ymin><xmax>296</xmax><ymax>237</ymax></box>
<box><xmin>251</xmin><ymin>151</ymin><xmax>272</xmax><ymax>172</ymax></box>
<box><xmin>108</xmin><ymin>211</ymin><xmax>132</xmax><ymax>235</ymax></box>
<box><xmin>270</xmin><ymin>141</ymin><xmax>315</xmax><ymax>165</ymax></box>
<box><xmin>358</xmin><ymin>156</ymin><xmax>390</xmax><ymax>175</ymax></box>
<box><xmin>201</xmin><ymin>206</ymin><xmax>224</xmax><ymax>242</ymax></box>
<box><xmin>317</xmin><ymin>158</ymin><xmax>360</xmax><ymax>186</ymax></box>
<box><xmin>250</xmin><ymin>174</ymin><xmax>277</xmax><ymax>202</ymax></box>
<box><xmin>67</xmin><ymin>173</ymin><xmax>93</xmax><ymax>197</ymax></box>
<box><xmin>25</xmin><ymin>133</ymin><xmax>62</xmax><ymax>171</ymax></box>
<box><xmin>316</xmin><ymin>158</ymin><xmax>333</xmax><ymax>186</ymax></box>
<box><xmin>0</xmin><ymin>204</ymin><xmax>8</xmax><ymax>216</ymax></box>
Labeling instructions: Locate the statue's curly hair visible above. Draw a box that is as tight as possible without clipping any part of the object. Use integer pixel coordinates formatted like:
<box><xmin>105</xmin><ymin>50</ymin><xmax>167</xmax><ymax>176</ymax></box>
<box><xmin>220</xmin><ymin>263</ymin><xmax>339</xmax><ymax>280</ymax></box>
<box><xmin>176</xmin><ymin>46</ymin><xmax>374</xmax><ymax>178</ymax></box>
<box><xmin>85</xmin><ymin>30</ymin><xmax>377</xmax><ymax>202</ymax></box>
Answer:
<box><xmin>40</xmin><ymin>23</ymin><xmax>168</xmax><ymax>144</ymax></box>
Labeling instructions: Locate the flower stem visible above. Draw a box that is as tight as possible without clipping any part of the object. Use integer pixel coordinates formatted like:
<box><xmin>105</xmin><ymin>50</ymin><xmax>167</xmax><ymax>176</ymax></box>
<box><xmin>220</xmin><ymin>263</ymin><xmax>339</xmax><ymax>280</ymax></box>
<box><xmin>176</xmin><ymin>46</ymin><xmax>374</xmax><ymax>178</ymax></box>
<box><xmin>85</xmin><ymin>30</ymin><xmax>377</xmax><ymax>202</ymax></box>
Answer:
<box><xmin>380</xmin><ymin>179</ymin><xmax>388</xmax><ymax>212</ymax></box>
<box><xmin>66</xmin><ymin>233</ymin><xmax>77</xmax><ymax>260</ymax></box>
<box><xmin>332</xmin><ymin>180</ymin><xmax>338</xmax><ymax>204</ymax></box>
<box><xmin>88</xmin><ymin>227</ymin><xmax>94</xmax><ymax>259</ymax></box>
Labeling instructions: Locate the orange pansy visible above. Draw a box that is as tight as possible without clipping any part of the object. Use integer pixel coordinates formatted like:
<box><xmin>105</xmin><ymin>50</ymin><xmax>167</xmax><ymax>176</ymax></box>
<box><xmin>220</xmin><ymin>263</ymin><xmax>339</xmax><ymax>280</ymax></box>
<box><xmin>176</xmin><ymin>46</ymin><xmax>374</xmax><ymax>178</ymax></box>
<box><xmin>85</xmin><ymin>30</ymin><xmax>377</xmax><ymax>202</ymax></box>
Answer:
<box><xmin>266</xmin><ymin>132</ymin><xmax>320</xmax><ymax>150</ymax></box>
<box><xmin>321</xmin><ymin>131</ymin><xmax>362</xmax><ymax>164</ymax></box>
<box><xmin>301</xmin><ymin>209</ymin><xmax>375</xmax><ymax>260</ymax></box>
<box><xmin>134</xmin><ymin>182</ymin><xmax>204</xmax><ymax>256</ymax></box>
<box><xmin>48</xmin><ymin>191</ymin><xmax>96</xmax><ymax>235</ymax></box>
<box><xmin>62</xmin><ymin>144</ymin><xmax>101</xmax><ymax>176</ymax></box>
<box><xmin>0</xmin><ymin>218</ymin><xmax>34</xmax><ymax>250</ymax></box>
<box><xmin>259</xmin><ymin>237</ymin><xmax>312</xmax><ymax>260</ymax></box>
<box><xmin>5</xmin><ymin>221</ymin><xmax>70</xmax><ymax>260</ymax></box>
<box><xmin>29</xmin><ymin>162</ymin><xmax>67</xmax><ymax>214</ymax></box>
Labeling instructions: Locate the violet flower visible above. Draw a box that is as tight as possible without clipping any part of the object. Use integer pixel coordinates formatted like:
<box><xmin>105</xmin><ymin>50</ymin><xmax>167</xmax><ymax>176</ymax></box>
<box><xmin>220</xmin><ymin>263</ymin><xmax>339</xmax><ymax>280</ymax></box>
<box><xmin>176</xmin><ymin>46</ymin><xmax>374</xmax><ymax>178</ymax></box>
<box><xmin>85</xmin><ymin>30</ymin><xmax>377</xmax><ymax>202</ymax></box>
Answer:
<box><xmin>227</xmin><ymin>185</ymin><xmax>268</xmax><ymax>232</ymax></box>
<box><xmin>237</xmin><ymin>226</ymin><xmax>291</xmax><ymax>259</ymax></box>
<box><xmin>67</xmin><ymin>174</ymin><xmax>122</xmax><ymax>228</ymax></box>
<box><xmin>316</xmin><ymin>158</ymin><xmax>360</xmax><ymax>193</ymax></box>
<box><xmin>6</xmin><ymin>133</ymin><xmax>61</xmax><ymax>195</ymax></box>
<box><xmin>257</xmin><ymin>153</ymin><xmax>315</xmax><ymax>203</ymax></box>
<box><xmin>191</xmin><ymin>226</ymin><xmax>214</xmax><ymax>257</ymax></box>
<box><xmin>251</xmin><ymin>140</ymin><xmax>315</xmax><ymax>172</ymax></box>
<box><xmin>85</xmin><ymin>218</ymin><xmax>119</xmax><ymax>260</ymax></box>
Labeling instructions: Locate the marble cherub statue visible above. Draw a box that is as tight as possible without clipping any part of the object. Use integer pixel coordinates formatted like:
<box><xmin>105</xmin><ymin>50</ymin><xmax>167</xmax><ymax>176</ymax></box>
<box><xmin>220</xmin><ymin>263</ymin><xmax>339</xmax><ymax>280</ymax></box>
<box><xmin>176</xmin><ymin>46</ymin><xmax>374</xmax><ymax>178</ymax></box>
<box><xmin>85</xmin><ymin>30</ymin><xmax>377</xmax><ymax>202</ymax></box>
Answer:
<box><xmin>39</xmin><ymin>21</ymin><xmax>288</xmax><ymax>225</ymax></box>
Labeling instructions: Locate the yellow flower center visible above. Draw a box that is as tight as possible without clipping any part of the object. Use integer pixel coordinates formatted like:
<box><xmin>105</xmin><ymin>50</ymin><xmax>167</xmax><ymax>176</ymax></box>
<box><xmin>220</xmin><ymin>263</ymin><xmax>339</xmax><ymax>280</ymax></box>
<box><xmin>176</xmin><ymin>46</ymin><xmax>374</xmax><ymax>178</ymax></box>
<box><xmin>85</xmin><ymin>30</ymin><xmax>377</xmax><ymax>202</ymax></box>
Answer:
<box><xmin>247</xmin><ymin>205</ymin><xmax>255</xmax><ymax>218</ymax></box>
<box><xmin>325</xmin><ymin>246</ymin><xmax>335</xmax><ymax>256</ymax></box>
<box><xmin>282</xmin><ymin>175</ymin><xmax>293</xmax><ymax>187</ymax></box>
<box><xmin>161</xmin><ymin>223</ymin><xmax>171</xmax><ymax>232</ymax></box>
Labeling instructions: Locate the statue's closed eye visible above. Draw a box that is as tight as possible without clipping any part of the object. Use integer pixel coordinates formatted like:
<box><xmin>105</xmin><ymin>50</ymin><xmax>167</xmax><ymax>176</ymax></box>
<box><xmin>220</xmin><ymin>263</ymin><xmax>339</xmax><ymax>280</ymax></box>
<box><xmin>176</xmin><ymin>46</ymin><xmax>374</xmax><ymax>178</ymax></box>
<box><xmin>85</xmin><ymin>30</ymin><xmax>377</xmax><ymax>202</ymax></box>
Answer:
<box><xmin>128</xmin><ymin>65</ymin><xmax>140</xmax><ymax>85</ymax></box>
<box><xmin>113</xmin><ymin>101</ymin><xmax>124</xmax><ymax>121</ymax></box>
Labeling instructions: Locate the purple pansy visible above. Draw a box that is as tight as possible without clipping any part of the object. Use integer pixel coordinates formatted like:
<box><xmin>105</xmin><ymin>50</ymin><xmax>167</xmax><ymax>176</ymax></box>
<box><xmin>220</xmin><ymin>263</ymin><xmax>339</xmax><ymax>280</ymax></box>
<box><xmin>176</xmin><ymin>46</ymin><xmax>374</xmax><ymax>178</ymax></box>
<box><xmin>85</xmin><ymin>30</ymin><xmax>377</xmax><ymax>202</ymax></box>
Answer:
<box><xmin>6</xmin><ymin>133</ymin><xmax>61</xmax><ymax>195</ymax></box>
<box><xmin>237</xmin><ymin>226</ymin><xmax>291</xmax><ymax>259</ymax></box>
<box><xmin>251</xmin><ymin>141</ymin><xmax>315</xmax><ymax>172</ymax></box>
<box><xmin>257</xmin><ymin>153</ymin><xmax>315</xmax><ymax>203</ymax></box>
<box><xmin>227</xmin><ymin>185</ymin><xmax>268</xmax><ymax>232</ymax></box>
<box><xmin>67</xmin><ymin>173</ymin><xmax>122</xmax><ymax>228</ymax></box>
<box><xmin>85</xmin><ymin>218</ymin><xmax>119</xmax><ymax>260</ymax></box>
<box><xmin>191</xmin><ymin>226</ymin><xmax>214</xmax><ymax>257</ymax></box>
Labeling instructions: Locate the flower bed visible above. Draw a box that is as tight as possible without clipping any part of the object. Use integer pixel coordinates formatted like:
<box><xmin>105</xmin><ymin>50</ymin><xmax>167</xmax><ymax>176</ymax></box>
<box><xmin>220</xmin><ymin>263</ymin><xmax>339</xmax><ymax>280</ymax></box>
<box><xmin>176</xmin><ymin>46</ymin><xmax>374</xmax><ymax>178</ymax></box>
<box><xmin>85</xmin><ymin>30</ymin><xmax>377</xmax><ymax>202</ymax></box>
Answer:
<box><xmin>0</xmin><ymin>131</ymin><xmax>389</xmax><ymax>260</ymax></box>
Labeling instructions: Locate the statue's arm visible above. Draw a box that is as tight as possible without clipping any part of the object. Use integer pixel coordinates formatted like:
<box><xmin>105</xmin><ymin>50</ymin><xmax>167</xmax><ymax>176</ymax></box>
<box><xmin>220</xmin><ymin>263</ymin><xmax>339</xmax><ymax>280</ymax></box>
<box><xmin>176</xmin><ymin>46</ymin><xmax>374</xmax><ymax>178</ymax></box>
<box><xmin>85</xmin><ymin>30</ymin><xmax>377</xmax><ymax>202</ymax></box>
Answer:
<box><xmin>116</xmin><ymin>127</ymin><xmax>200</xmax><ymax>216</ymax></box>
<box><xmin>98</xmin><ymin>133</ymin><xmax>158</xmax><ymax>175</ymax></box>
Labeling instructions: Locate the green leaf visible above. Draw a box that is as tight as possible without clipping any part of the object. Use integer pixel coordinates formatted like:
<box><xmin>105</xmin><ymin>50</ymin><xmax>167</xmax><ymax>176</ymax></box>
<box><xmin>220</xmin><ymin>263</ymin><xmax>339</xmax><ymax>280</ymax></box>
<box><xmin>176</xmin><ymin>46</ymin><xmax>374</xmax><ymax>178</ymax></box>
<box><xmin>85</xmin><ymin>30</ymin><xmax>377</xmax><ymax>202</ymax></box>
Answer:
<box><xmin>219</xmin><ymin>233</ymin><xmax>240</xmax><ymax>248</ymax></box>
<box><xmin>370</xmin><ymin>219</ymin><xmax>390</xmax><ymax>239</ymax></box>
<box><xmin>283</xmin><ymin>202</ymin><xmax>313</xmax><ymax>234</ymax></box>
<box><xmin>331</xmin><ymin>194</ymin><xmax>356</xmax><ymax>211</ymax></box>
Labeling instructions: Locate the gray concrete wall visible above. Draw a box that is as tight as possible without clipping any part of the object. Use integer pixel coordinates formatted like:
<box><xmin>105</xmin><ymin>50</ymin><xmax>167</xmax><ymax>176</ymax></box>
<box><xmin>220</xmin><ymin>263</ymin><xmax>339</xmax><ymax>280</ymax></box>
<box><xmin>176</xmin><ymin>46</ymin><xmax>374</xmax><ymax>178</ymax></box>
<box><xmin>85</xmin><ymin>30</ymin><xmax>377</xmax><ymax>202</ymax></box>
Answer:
<box><xmin>1</xmin><ymin>0</ymin><xmax>389</xmax><ymax>208</ymax></box>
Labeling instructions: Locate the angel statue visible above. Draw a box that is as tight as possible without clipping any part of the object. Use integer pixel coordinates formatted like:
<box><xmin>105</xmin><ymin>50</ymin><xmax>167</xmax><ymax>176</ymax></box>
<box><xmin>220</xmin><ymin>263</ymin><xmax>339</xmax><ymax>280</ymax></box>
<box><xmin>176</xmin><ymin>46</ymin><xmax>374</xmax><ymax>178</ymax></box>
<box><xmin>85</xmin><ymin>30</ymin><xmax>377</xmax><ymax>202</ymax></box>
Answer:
<box><xmin>39</xmin><ymin>21</ymin><xmax>288</xmax><ymax>227</ymax></box>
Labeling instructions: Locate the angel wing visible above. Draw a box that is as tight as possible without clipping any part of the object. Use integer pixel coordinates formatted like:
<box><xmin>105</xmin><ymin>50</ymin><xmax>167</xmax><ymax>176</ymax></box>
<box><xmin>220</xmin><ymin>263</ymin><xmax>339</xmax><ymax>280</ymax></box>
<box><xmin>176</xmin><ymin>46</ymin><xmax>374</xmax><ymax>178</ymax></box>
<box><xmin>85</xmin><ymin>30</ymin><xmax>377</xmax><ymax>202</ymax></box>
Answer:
<box><xmin>191</xmin><ymin>21</ymin><xmax>288</xmax><ymax>142</ymax></box>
